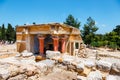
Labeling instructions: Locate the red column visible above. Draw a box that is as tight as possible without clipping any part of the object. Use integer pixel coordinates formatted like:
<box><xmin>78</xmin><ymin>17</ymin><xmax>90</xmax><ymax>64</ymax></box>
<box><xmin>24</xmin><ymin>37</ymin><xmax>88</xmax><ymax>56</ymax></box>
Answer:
<box><xmin>38</xmin><ymin>37</ymin><xmax>44</xmax><ymax>55</ymax></box>
<box><xmin>53</xmin><ymin>37</ymin><xmax>59</xmax><ymax>51</ymax></box>
<box><xmin>61</xmin><ymin>38</ymin><xmax>66</xmax><ymax>53</ymax></box>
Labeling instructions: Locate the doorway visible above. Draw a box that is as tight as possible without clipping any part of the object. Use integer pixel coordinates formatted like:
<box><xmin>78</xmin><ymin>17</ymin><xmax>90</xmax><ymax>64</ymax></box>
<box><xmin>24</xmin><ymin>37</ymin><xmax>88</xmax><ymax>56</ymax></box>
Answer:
<box><xmin>44</xmin><ymin>34</ymin><xmax>54</xmax><ymax>53</ymax></box>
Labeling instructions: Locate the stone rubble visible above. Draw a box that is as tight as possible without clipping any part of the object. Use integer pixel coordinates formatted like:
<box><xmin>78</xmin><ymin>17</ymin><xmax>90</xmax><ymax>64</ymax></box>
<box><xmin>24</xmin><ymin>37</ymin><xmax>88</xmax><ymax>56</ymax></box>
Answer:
<box><xmin>87</xmin><ymin>70</ymin><xmax>102</xmax><ymax>80</ymax></box>
<box><xmin>76</xmin><ymin>63</ymin><xmax>84</xmax><ymax>73</ymax></box>
<box><xmin>84</xmin><ymin>59</ymin><xmax>95</xmax><ymax>68</ymax></box>
<box><xmin>0</xmin><ymin>50</ymin><xmax>120</xmax><ymax>80</ymax></box>
<box><xmin>0</xmin><ymin>67</ymin><xmax>10</xmax><ymax>80</ymax></box>
<box><xmin>96</xmin><ymin>60</ymin><xmax>112</xmax><ymax>72</ymax></box>
<box><xmin>8</xmin><ymin>74</ymin><xmax>27</xmax><ymax>80</ymax></box>
<box><xmin>110</xmin><ymin>63</ymin><xmax>120</xmax><ymax>75</ymax></box>
<box><xmin>21</xmin><ymin>50</ymin><xmax>33</xmax><ymax>57</ymax></box>
<box><xmin>46</xmin><ymin>50</ymin><xmax>61</xmax><ymax>59</ymax></box>
<box><xmin>106</xmin><ymin>75</ymin><xmax>120</xmax><ymax>80</ymax></box>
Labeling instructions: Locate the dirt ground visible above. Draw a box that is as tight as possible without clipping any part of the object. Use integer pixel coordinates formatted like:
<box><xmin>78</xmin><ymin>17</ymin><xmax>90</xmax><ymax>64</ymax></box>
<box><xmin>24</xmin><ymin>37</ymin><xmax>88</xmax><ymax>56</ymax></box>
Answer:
<box><xmin>86</xmin><ymin>47</ymin><xmax>120</xmax><ymax>64</ymax></box>
<box><xmin>0</xmin><ymin>43</ymin><xmax>120</xmax><ymax>62</ymax></box>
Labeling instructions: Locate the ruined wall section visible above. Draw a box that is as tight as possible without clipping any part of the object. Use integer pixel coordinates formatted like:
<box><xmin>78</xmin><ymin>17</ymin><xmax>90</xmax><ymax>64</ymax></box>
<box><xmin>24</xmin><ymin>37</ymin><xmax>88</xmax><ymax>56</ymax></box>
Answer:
<box><xmin>16</xmin><ymin>23</ymin><xmax>84</xmax><ymax>55</ymax></box>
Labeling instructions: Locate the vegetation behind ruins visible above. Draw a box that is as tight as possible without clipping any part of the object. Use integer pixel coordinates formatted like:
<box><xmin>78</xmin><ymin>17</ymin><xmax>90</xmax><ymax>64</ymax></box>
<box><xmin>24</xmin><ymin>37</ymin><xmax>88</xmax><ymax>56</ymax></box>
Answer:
<box><xmin>64</xmin><ymin>14</ymin><xmax>120</xmax><ymax>50</ymax></box>
<box><xmin>0</xmin><ymin>23</ymin><xmax>16</xmax><ymax>43</ymax></box>
<box><xmin>0</xmin><ymin>14</ymin><xmax>120</xmax><ymax>50</ymax></box>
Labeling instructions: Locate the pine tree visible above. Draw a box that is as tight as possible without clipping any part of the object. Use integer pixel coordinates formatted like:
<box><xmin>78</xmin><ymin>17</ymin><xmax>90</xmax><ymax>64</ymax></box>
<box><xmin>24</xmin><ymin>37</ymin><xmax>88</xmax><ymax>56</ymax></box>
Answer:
<box><xmin>33</xmin><ymin>22</ymin><xmax>36</xmax><ymax>24</ymax></box>
<box><xmin>64</xmin><ymin>14</ymin><xmax>80</xmax><ymax>29</ymax></box>
<box><xmin>113</xmin><ymin>25</ymin><xmax>120</xmax><ymax>36</ymax></box>
<box><xmin>6</xmin><ymin>23</ymin><xmax>15</xmax><ymax>43</ymax></box>
<box><xmin>82</xmin><ymin>17</ymin><xmax>98</xmax><ymax>45</ymax></box>
<box><xmin>1</xmin><ymin>24</ymin><xmax>6</xmax><ymax>41</ymax></box>
<box><xmin>0</xmin><ymin>26</ymin><xmax>1</xmax><ymax>40</ymax></box>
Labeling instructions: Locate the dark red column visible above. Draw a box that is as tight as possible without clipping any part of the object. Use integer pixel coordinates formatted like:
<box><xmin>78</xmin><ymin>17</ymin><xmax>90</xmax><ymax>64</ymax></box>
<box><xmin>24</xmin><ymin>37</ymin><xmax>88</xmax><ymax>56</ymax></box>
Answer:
<box><xmin>61</xmin><ymin>38</ymin><xmax>66</xmax><ymax>53</ymax></box>
<box><xmin>53</xmin><ymin>37</ymin><xmax>59</xmax><ymax>51</ymax></box>
<box><xmin>38</xmin><ymin>37</ymin><xmax>44</xmax><ymax>55</ymax></box>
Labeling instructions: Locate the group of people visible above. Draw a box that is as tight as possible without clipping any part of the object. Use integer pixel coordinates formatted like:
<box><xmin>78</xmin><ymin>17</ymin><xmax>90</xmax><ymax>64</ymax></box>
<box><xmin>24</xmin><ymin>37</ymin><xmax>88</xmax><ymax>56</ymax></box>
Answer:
<box><xmin>0</xmin><ymin>40</ymin><xmax>14</xmax><ymax>45</ymax></box>
<box><xmin>0</xmin><ymin>40</ymin><xmax>6</xmax><ymax>45</ymax></box>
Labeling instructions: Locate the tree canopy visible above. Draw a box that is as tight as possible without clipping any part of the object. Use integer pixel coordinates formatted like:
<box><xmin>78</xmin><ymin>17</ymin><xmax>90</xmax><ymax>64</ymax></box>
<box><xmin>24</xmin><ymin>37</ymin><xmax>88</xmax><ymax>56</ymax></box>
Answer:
<box><xmin>64</xmin><ymin>14</ymin><xmax>81</xmax><ymax>29</ymax></box>
<box><xmin>82</xmin><ymin>17</ymin><xmax>98</xmax><ymax>44</ymax></box>
<box><xmin>88</xmin><ymin>26</ymin><xmax>120</xmax><ymax>50</ymax></box>
<box><xmin>113</xmin><ymin>25</ymin><xmax>120</xmax><ymax>36</ymax></box>
<box><xmin>1</xmin><ymin>24</ymin><xmax>6</xmax><ymax>41</ymax></box>
<box><xmin>63</xmin><ymin>15</ymin><xmax>120</xmax><ymax>50</ymax></box>
<box><xmin>0</xmin><ymin>23</ymin><xmax>16</xmax><ymax>43</ymax></box>
<box><xmin>6</xmin><ymin>23</ymin><xmax>16</xmax><ymax>43</ymax></box>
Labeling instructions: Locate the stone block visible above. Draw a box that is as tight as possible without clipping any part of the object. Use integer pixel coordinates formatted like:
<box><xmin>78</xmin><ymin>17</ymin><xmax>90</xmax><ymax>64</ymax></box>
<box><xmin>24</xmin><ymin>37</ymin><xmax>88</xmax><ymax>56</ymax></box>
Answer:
<box><xmin>46</xmin><ymin>50</ymin><xmax>60</xmax><ymax>59</ymax></box>
<box><xmin>110</xmin><ymin>63</ymin><xmax>120</xmax><ymax>75</ymax></box>
<box><xmin>87</xmin><ymin>70</ymin><xmax>102</xmax><ymax>80</ymax></box>
<box><xmin>76</xmin><ymin>63</ymin><xmax>84</xmax><ymax>73</ymax></box>
<box><xmin>96</xmin><ymin>60</ymin><xmax>112</xmax><ymax>72</ymax></box>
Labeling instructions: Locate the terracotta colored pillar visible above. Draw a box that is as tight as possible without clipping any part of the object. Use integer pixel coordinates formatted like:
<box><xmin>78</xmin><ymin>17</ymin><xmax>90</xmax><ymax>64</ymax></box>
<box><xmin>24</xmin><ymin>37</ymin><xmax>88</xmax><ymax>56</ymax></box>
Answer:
<box><xmin>61</xmin><ymin>38</ymin><xmax>66</xmax><ymax>53</ymax></box>
<box><xmin>38</xmin><ymin>37</ymin><xmax>44</xmax><ymax>55</ymax></box>
<box><xmin>53</xmin><ymin>37</ymin><xmax>59</xmax><ymax>51</ymax></box>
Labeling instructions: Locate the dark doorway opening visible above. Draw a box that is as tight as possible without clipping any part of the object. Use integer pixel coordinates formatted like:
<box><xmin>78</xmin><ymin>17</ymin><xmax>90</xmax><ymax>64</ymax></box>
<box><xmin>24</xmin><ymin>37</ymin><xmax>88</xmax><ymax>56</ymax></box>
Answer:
<box><xmin>34</xmin><ymin>35</ymin><xmax>39</xmax><ymax>55</ymax></box>
<box><xmin>44</xmin><ymin>34</ymin><xmax>54</xmax><ymax>53</ymax></box>
<box><xmin>58</xmin><ymin>41</ymin><xmax>62</xmax><ymax>52</ymax></box>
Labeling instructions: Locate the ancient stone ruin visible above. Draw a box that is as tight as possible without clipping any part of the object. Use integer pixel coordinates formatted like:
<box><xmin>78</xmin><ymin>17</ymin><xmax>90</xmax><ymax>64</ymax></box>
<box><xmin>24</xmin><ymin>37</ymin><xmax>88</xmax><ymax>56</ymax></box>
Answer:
<box><xmin>16</xmin><ymin>23</ymin><xmax>85</xmax><ymax>57</ymax></box>
<box><xmin>0</xmin><ymin>23</ymin><xmax>120</xmax><ymax>80</ymax></box>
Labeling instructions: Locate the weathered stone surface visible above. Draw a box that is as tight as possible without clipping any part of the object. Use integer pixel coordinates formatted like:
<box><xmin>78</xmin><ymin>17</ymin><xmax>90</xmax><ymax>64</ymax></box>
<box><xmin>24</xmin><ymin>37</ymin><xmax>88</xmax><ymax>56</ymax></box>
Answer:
<box><xmin>0</xmin><ymin>57</ymin><xmax>21</xmax><ymax>65</ymax></box>
<box><xmin>39</xmin><ymin>68</ymin><xmax>77</xmax><ymax>80</ymax></box>
<box><xmin>26</xmin><ymin>56</ymin><xmax>35</xmax><ymax>60</ymax></box>
<box><xmin>62</xmin><ymin>55</ymin><xmax>75</xmax><ymax>65</ymax></box>
<box><xmin>87</xmin><ymin>70</ymin><xmax>102</xmax><ymax>80</ymax></box>
<box><xmin>96</xmin><ymin>60</ymin><xmax>112</xmax><ymax>72</ymax></box>
<box><xmin>21</xmin><ymin>50</ymin><xmax>33</xmax><ymax>57</ymax></box>
<box><xmin>35</xmin><ymin>62</ymin><xmax>48</xmax><ymax>74</ymax></box>
<box><xmin>81</xmin><ymin>67</ymin><xmax>91</xmax><ymax>77</ymax></box>
<box><xmin>19</xmin><ymin>64</ymin><xmax>38</xmax><ymax>76</ymax></box>
<box><xmin>20</xmin><ymin>59</ymin><xmax>36</xmax><ymax>65</ymax></box>
<box><xmin>84</xmin><ymin>60</ymin><xmax>95</xmax><ymax>68</ymax></box>
<box><xmin>40</xmin><ymin>59</ymin><xmax>55</xmax><ymax>68</ymax></box>
<box><xmin>52</xmin><ymin>67</ymin><xmax>62</xmax><ymax>72</ymax></box>
<box><xmin>67</xmin><ymin>64</ymin><xmax>76</xmax><ymax>71</ymax></box>
<box><xmin>63</xmin><ymin>58</ymin><xmax>73</xmax><ymax>65</ymax></box>
<box><xmin>106</xmin><ymin>75</ymin><xmax>120</xmax><ymax>80</ymax></box>
<box><xmin>76</xmin><ymin>63</ymin><xmax>84</xmax><ymax>73</ymax></box>
<box><xmin>77</xmin><ymin>75</ymin><xmax>87</xmax><ymax>80</ymax></box>
<box><xmin>8</xmin><ymin>74</ymin><xmax>27</xmax><ymax>80</ymax></box>
<box><xmin>15</xmin><ymin>53</ymin><xmax>21</xmax><ymax>57</ymax></box>
<box><xmin>101</xmin><ymin>72</ymin><xmax>109</xmax><ymax>80</ymax></box>
<box><xmin>0</xmin><ymin>63</ymin><xmax>21</xmax><ymax>79</ymax></box>
<box><xmin>8</xmin><ymin>65</ymin><xmax>20</xmax><ymax>77</ymax></box>
<box><xmin>46</xmin><ymin>50</ymin><xmax>60</xmax><ymax>59</ymax></box>
<box><xmin>27</xmin><ymin>75</ymin><xmax>38</xmax><ymax>80</ymax></box>
<box><xmin>56</xmin><ymin>64</ymin><xmax>67</xmax><ymax>70</ymax></box>
<box><xmin>0</xmin><ymin>67</ymin><xmax>10</xmax><ymax>80</ymax></box>
<box><xmin>110</xmin><ymin>63</ymin><xmax>120</xmax><ymax>75</ymax></box>
<box><xmin>16</xmin><ymin>51</ymin><xmax>35</xmax><ymax>63</ymax></box>
<box><xmin>35</xmin><ymin>59</ymin><xmax>55</xmax><ymax>75</ymax></box>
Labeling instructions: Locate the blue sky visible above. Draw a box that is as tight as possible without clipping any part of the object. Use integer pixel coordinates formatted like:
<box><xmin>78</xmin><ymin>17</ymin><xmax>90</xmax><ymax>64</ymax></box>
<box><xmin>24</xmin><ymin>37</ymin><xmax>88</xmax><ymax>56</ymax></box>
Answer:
<box><xmin>0</xmin><ymin>0</ymin><xmax>120</xmax><ymax>34</ymax></box>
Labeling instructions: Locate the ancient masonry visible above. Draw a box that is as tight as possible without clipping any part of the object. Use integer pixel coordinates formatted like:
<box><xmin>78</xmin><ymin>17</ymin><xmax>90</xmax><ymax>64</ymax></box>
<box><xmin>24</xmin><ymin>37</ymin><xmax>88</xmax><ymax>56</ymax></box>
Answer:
<box><xmin>16</xmin><ymin>23</ymin><xmax>84</xmax><ymax>56</ymax></box>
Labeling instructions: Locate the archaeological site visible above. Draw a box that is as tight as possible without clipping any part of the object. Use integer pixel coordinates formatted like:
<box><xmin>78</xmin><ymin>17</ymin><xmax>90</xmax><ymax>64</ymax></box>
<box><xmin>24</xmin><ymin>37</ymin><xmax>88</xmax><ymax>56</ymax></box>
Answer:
<box><xmin>0</xmin><ymin>23</ymin><xmax>120</xmax><ymax>80</ymax></box>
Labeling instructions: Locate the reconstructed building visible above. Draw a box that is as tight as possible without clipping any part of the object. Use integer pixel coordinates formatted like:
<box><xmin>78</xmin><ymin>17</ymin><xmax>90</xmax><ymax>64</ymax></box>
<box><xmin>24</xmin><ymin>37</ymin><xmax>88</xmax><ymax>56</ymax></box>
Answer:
<box><xmin>16</xmin><ymin>23</ymin><xmax>84</xmax><ymax>56</ymax></box>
